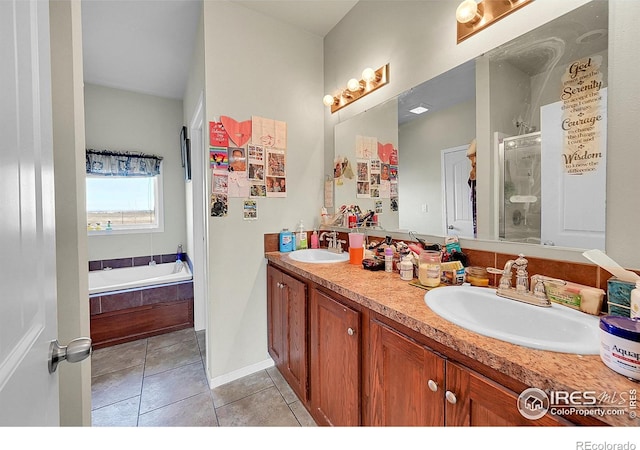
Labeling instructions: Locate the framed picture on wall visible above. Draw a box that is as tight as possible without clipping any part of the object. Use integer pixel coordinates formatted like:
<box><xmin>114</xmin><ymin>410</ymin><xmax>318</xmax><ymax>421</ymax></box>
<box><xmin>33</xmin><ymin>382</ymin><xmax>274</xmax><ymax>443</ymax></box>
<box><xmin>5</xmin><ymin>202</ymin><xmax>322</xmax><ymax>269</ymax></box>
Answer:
<box><xmin>180</xmin><ymin>126</ymin><xmax>191</xmax><ymax>181</ymax></box>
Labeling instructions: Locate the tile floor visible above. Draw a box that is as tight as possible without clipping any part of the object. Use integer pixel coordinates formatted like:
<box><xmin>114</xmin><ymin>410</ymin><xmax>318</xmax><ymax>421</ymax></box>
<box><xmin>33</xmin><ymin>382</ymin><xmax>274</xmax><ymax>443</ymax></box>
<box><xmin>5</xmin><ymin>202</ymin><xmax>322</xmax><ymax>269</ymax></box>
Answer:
<box><xmin>90</xmin><ymin>328</ymin><xmax>317</xmax><ymax>427</ymax></box>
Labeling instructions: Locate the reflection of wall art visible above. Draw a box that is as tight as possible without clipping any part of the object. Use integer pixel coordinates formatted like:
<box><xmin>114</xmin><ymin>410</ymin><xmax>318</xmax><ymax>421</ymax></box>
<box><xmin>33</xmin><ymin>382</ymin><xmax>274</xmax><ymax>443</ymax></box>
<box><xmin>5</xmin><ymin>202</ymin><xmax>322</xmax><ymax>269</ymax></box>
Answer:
<box><xmin>390</xmin><ymin>197</ymin><xmax>398</xmax><ymax>212</ymax></box>
<box><xmin>252</xmin><ymin>116</ymin><xmax>287</xmax><ymax>149</ymax></box>
<box><xmin>375</xmin><ymin>200</ymin><xmax>383</xmax><ymax>214</ymax></box>
<box><xmin>356</xmin><ymin>159</ymin><xmax>370</xmax><ymax>182</ymax></box>
<box><xmin>389</xmin><ymin>165</ymin><xmax>398</xmax><ymax>181</ymax></box>
<box><xmin>378</xmin><ymin>142</ymin><xmax>394</xmax><ymax>163</ymax></box>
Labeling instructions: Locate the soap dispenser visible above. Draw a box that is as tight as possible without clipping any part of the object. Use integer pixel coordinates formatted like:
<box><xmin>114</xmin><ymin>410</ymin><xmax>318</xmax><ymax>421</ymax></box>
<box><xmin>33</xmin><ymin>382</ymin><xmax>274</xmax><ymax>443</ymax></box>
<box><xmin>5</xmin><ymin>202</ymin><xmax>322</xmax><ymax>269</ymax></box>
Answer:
<box><xmin>310</xmin><ymin>229</ymin><xmax>319</xmax><ymax>249</ymax></box>
<box><xmin>296</xmin><ymin>220</ymin><xmax>308</xmax><ymax>250</ymax></box>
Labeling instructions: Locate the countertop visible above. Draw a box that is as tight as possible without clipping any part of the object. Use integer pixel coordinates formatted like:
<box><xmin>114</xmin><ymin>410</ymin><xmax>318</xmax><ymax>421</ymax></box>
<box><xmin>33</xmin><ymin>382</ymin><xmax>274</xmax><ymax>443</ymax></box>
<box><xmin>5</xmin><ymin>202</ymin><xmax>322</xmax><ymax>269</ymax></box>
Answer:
<box><xmin>265</xmin><ymin>251</ymin><xmax>640</xmax><ymax>427</ymax></box>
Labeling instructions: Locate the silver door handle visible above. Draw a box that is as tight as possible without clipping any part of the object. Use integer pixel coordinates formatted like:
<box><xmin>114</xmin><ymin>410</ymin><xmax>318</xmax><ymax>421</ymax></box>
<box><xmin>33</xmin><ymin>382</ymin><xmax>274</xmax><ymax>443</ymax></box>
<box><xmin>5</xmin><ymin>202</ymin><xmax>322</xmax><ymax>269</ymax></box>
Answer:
<box><xmin>49</xmin><ymin>337</ymin><xmax>92</xmax><ymax>374</ymax></box>
<box><xmin>448</xmin><ymin>225</ymin><xmax>454</xmax><ymax>230</ymax></box>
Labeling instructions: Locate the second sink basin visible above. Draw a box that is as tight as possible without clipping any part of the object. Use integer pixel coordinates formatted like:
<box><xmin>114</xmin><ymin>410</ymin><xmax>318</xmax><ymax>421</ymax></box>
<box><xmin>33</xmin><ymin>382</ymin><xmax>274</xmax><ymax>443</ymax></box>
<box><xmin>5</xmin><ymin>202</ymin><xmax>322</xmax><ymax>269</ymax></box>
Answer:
<box><xmin>424</xmin><ymin>285</ymin><xmax>600</xmax><ymax>355</ymax></box>
<box><xmin>287</xmin><ymin>248</ymin><xmax>349</xmax><ymax>264</ymax></box>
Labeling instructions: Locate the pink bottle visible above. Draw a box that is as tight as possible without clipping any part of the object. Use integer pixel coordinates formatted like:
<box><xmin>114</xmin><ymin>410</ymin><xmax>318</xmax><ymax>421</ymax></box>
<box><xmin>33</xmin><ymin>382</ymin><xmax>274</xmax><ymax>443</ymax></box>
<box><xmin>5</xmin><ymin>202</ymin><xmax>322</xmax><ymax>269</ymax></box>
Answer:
<box><xmin>310</xmin><ymin>230</ymin><xmax>319</xmax><ymax>249</ymax></box>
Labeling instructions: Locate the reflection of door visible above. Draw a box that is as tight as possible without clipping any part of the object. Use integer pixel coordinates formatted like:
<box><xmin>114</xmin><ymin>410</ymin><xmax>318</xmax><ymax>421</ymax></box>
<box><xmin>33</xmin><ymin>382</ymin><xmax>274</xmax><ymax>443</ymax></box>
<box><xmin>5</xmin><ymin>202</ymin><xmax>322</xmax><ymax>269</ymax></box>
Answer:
<box><xmin>0</xmin><ymin>0</ymin><xmax>60</xmax><ymax>425</ymax></box>
<box><xmin>540</xmin><ymin>90</ymin><xmax>607</xmax><ymax>250</ymax></box>
<box><xmin>442</xmin><ymin>146</ymin><xmax>474</xmax><ymax>238</ymax></box>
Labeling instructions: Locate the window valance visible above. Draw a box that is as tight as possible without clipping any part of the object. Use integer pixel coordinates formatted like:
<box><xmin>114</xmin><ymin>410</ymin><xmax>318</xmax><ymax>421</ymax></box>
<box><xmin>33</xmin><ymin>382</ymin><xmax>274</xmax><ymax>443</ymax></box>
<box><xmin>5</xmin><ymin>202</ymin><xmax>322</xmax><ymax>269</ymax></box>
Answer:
<box><xmin>86</xmin><ymin>149</ymin><xmax>163</xmax><ymax>176</ymax></box>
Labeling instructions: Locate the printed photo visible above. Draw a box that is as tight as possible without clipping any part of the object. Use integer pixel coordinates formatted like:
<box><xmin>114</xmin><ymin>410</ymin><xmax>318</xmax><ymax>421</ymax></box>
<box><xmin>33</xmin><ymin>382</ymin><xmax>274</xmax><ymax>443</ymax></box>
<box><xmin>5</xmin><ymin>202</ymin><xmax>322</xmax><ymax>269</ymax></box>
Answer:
<box><xmin>389</xmin><ymin>165</ymin><xmax>398</xmax><ymax>181</ymax></box>
<box><xmin>243</xmin><ymin>200</ymin><xmax>257</xmax><ymax>220</ymax></box>
<box><xmin>210</xmin><ymin>193</ymin><xmax>228</xmax><ymax>217</ymax></box>
<box><xmin>210</xmin><ymin>147</ymin><xmax>228</xmax><ymax>170</ymax></box>
<box><xmin>370</xmin><ymin>187</ymin><xmax>379</xmax><ymax>198</ymax></box>
<box><xmin>381</xmin><ymin>163</ymin><xmax>390</xmax><ymax>181</ymax></box>
<box><xmin>267</xmin><ymin>151</ymin><xmax>286</xmax><ymax>177</ymax></box>
<box><xmin>357</xmin><ymin>161</ymin><xmax>369</xmax><ymax>182</ymax></box>
<box><xmin>213</xmin><ymin>172</ymin><xmax>228</xmax><ymax>193</ymax></box>
<box><xmin>248</xmin><ymin>163</ymin><xmax>264</xmax><ymax>180</ymax></box>
<box><xmin>370</xmin><ymin>173</ymin><xmax>380</xmax><ymax>185</ymax></box>
<box><xmin>229</xmin><ymin>147</ymin><xmax>247</xmax><ymax>172</ymax></box>
<box><xmin>370</xmin><ymin>159</ymin><xmax>381</xmax><ymax>173</ymax></box>
<box><xmin>357</xmin><ymin>182</ymin><xmax>370</xmax><ymax>196</ymax></box>
<box><xmin>248</xmin><ymin>144</ymin><xmax>264</xmax><ymax>162</ymax></box>
<box><xmin>251</xmin><ymin>184</ymin><xmax>266</xmax><ymax>197</ymax></box>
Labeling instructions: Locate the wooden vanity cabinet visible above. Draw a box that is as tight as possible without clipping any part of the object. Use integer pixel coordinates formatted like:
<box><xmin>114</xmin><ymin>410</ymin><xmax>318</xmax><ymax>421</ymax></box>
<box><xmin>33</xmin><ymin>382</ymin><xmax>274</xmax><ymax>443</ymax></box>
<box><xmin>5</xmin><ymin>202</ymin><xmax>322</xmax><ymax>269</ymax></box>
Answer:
<box><xmin>445</xmin><ymin>361</ymin><xmax>570</xmax><ymax>426</ymax></box>
<box><xmin>368</xmin><ymin>318</ymin><xmax>445</xmax><ymax>426</ymax></box>
<box><xmin>266</xmin><ymin>264</ymin><xmax>308</xmax><ymax>403</ymax></box>
<box><xmin>309</xmin><ymin>287</ymin><xmax>361</xmax><ymax>426</ymax></box>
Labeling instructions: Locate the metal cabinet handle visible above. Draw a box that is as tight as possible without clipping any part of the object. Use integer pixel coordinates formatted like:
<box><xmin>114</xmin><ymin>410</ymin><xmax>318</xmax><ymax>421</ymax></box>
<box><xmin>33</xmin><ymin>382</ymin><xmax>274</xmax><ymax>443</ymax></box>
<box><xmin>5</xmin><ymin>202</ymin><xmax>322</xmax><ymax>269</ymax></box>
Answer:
<box><xmin>49</xmin><ymin>337</ymin><xmax>92</xmax><ymax>374</ymax></box>
<box><xmin>347</xmin><ymin>327</ymin><xmax>355</xmax><ymax>336</ymax></box>
<box><xmin>445</xmin><ymin>390</ymin><xmax>457</xmax><ymax>404</ymax></box>
<box><xmin>427</xmin><ymin>379</ymin><xmax>438</xmax><ymax>392</ymax></box>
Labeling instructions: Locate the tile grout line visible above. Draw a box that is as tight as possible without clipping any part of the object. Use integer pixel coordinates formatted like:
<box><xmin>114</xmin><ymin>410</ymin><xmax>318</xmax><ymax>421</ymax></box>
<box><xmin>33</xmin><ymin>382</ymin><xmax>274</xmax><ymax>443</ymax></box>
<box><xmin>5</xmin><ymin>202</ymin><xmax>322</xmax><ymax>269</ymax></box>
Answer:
<box><xmin>136</xmin><ymin>338</ymin><xmax>149</xmax><ymax>427</ymax></box>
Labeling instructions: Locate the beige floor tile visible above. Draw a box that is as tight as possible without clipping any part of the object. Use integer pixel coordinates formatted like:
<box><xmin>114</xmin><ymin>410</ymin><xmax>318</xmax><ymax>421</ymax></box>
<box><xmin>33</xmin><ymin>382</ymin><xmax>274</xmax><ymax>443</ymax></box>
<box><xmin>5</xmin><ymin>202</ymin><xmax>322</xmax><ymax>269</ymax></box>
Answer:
<box><xmin>211</xmin><ymin>369</ymin><xmax>274</xmax><ymax>408</ymax></box>
<box><xmin>91</xmin><ymin>340</ymin><xmax>147</xmax><ymax>378</ymax></box>
<box><xmin>215</xmin><ymin>386</ymin><xmax>300</xmax><ymax>426</ymax></box>
<box><xmin>138</xmin><ymin>392</ymin><xmax>218</xmax><ymax>427</ymax></box>
<box><xmin>139</xmin><ymin>361</ymin><xmax>209</xmax><ymax>414</ymax></box>
<box><xmin>289</xmin><ymin>400</ymin><xmax>317</xmax><ymax>427</ymax></box>
<box><xmin>267</xmin><ymin>366</ymin><xmax>299</xmax><ymax>405</ymax></box>
<box><xmin>91</xmin><ymin>364</ymin><xmax>144</xmax><ymax>410</ymax></box>
<box><xmin>91</xmin><ymin>396</ymin><xmax>140</xmax><ymax>427</ymax></box>
<box><xmin>143</xmin><ymin>338</ymin><xmax>202</xmax><ymax>377</ymax></box>
<box><xmin>147</xmin><ymin>328</ymin><xmax>197</xmax><ymax>352</ymax></box>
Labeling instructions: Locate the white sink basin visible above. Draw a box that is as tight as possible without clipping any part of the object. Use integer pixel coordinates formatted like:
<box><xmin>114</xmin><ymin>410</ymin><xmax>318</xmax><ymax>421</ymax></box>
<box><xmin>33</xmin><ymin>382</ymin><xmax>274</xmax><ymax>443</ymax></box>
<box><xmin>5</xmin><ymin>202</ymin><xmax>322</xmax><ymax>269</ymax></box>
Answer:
<box><xmin>287</xmin><ymin>248</ymin><xmax>349</xmax><ymax>264</ymax></box>
<box><xmin>424</xmin><ymin>285</ymin><xmax>600</xmax><ymax>355</ymax></box>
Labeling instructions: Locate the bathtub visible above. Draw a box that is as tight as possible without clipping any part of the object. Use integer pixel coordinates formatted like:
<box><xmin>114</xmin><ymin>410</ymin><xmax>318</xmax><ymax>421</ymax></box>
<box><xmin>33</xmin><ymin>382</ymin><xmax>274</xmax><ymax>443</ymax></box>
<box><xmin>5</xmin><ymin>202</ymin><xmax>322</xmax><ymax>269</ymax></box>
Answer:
<box><xmin>88</xmin><ymin>261</ymin><xmax>192</xmax><ymax>295</ymax></box>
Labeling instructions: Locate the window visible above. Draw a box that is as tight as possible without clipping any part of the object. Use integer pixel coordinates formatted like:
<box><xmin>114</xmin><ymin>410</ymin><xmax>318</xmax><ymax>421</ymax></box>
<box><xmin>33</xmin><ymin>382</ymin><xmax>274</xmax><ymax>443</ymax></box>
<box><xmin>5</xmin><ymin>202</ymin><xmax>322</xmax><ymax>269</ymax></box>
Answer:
<box><xmin>86</xmin><ymin>173</ymin><xmax>163</xmax><ymax>233</ymax></box>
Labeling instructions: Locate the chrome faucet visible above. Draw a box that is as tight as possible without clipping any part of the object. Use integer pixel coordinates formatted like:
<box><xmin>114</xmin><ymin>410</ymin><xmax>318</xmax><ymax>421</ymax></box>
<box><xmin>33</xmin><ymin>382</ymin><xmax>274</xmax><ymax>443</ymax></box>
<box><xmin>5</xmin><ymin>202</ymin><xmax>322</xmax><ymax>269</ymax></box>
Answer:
<box><xmin>319</xmin><ymin>231</ymin><xmax>345</xmax><ymax>254</ymax></box>
<box><xmin>487</xmin><ymin>254</ymin><xmax>552</xmax><ymax>307</ymax></box>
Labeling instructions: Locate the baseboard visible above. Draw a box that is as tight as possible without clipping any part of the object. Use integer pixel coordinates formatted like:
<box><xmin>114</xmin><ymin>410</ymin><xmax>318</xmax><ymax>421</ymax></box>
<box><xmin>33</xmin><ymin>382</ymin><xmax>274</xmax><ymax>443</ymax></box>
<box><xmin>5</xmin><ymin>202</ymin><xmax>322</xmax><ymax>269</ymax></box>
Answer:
<box><xmin>207</xmin><ymin>357</ymin><xmax>275</xmax><ymax>388</ymax></box>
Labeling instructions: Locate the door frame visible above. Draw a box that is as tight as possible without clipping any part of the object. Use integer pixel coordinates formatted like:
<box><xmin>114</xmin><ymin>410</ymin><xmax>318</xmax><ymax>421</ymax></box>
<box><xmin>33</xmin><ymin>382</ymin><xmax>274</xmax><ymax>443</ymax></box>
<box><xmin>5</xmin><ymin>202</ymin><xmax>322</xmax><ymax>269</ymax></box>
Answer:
<box><xmin>440</xmin><ymin>144</ymin><xmax>473</xmax><ymax>237</ymax></box>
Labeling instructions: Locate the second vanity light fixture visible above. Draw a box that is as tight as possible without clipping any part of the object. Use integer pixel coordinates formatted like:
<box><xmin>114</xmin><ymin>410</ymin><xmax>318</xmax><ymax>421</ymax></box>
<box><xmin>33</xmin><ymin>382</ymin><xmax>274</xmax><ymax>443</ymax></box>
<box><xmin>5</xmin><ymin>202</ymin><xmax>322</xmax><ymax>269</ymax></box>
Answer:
<box><xmin>456</xmin><ymin>0</ymin><xmax>534</xmax><ymax>44</ymax></box>
<box><xmin>323</xmin><ymin>64</ymin><xmax>389</xmax><ymax>114</ymax></box>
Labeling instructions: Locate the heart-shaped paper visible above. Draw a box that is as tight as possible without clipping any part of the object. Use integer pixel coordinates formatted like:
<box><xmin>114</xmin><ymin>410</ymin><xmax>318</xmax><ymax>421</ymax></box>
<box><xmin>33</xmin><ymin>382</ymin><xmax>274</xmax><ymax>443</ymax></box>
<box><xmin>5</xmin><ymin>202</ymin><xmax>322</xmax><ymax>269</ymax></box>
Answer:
<box><xmin>378</xmin><ymin>142</ymin><xmax>394</xmax><ymax>164</ymax></box>
<box><xmin>221</xmin><ymin>116</ymin><xmax>252</xmax><ymax>147</ymax></box>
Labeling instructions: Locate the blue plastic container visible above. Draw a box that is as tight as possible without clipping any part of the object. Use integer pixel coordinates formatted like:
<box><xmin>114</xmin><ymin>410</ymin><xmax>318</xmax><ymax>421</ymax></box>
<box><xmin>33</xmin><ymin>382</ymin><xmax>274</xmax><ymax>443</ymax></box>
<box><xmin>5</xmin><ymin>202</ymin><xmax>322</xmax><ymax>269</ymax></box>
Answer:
<box><xmin>279</xmin><ymin>229</ymin><xmax>294</xmax><ymax>252</ymax></box>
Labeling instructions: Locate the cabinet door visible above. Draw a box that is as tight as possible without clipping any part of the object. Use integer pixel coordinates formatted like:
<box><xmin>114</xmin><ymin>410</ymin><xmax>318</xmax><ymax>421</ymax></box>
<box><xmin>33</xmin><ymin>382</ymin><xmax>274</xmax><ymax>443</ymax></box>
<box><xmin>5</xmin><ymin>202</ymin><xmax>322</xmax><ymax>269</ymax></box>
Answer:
<box><xmin>445</xmin><ymin>361</ymin><xmax>568</xmax><ymax>426</ymax></box>
<box><xmin>369</xmin><ymin>320</ymin><xmax>445</xmax><ymax>426</ymax></box>
<box><xmin>370</xmin><ymin>320</ymin><xmax>445</xmax><ymax>426</ymax></box>
<box><xmin>310</xmin><ymin>289</ymin><xmax>360</xmax><ymax>426</ymax></box>
<box><xmin>282</xmin><ymin>272</ymin><xmax>308</xmax><ymax>402</ymax></box>
<box><xmin>266</xmin><ymin>265</ymin><xmax>284</xmax><ymax>366</ymax></box>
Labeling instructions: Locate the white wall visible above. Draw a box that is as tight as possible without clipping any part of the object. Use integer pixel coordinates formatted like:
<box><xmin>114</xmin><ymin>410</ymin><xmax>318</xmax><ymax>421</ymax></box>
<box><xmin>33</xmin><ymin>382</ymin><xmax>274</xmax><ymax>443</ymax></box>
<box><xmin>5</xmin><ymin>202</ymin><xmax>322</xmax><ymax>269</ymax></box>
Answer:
<box><xmin>84</xmin><ymin>84</ymin><xmax>187</xmax><ymax>261</ymax></box>
<box><xmin>202</xmin><ymin>1</ymin><xmax>324</xmax><ymax>383</ymax></box>
<box><xmin>399</xmin><ymin>99</ymin><xmax>476</xmax><ymax>235</ymax></box>
<box><xmin>325</xmin><ymin>0</ymin><xmax>640</xmax><ymax>269</ymax></box>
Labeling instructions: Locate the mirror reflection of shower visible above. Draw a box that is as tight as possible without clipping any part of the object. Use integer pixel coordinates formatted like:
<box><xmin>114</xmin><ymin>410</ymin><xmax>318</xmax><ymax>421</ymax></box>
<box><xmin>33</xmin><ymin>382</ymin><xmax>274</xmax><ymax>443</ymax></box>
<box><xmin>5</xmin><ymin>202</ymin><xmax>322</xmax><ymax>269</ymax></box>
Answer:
<box><xmin>500</xmin><ymin>132</ymin><xmax>542</xmax><ymax>244</ymax></box>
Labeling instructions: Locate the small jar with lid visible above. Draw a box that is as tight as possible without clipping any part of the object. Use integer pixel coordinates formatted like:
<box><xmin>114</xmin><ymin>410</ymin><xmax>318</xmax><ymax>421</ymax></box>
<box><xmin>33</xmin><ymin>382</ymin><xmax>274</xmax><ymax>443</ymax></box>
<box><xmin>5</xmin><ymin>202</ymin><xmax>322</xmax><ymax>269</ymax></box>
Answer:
<box><xmin>419</xmin><ymin>250</ymin><xmax>441</xmax><ymax>287</ymax></box>
<box><xmin>465</xmin><ymin>266</ymin><xmax>489</xmax><ymax>287</ymax></box>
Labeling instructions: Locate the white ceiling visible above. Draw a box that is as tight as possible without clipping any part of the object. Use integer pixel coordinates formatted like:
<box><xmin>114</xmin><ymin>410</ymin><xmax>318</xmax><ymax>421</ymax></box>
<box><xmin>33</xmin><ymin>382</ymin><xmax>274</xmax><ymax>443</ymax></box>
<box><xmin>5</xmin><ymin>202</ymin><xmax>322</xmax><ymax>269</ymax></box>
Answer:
<box><xmin>81</xmin><ymin>0</ymin><xmax>358</xmax><ymax>100</ymax></box>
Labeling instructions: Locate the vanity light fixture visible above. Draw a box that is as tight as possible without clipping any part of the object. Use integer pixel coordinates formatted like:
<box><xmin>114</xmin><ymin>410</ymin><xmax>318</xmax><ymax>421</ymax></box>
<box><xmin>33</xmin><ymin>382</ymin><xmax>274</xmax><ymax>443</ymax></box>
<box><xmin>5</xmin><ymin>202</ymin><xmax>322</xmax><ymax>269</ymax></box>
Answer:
<box><xmin>456</xmin><ymin>0</ymin><xmax>533</xmax><ymax>44</ymax></box>
<box><xmin>323</xmin><ymin>64</ymin><xmax>389</xmax><ymax>113</ymax></box>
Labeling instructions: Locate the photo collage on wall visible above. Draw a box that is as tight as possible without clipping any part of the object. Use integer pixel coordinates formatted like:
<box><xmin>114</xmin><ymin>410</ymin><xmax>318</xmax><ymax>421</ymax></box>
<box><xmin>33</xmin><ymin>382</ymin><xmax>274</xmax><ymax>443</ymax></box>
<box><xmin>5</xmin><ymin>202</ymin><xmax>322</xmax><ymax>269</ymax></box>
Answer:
<box><xmin>355</xmin><ymin>135</ymin><xmax>399</xmax><ymax>211</ymax></box>
<box><xmin>208</xmin><ymin>116</ymin><xmax>287</xmax><ymax>218</ymax></box>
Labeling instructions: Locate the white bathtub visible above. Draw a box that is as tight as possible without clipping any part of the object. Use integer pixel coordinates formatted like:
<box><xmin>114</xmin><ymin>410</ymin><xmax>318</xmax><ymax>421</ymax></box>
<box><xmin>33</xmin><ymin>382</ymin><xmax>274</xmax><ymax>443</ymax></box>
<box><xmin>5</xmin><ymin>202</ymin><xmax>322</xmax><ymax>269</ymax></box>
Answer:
<box><xmin>88</xmin><ymin>261</ymin><xmax>192</xmax><ymax>295</ymax></box>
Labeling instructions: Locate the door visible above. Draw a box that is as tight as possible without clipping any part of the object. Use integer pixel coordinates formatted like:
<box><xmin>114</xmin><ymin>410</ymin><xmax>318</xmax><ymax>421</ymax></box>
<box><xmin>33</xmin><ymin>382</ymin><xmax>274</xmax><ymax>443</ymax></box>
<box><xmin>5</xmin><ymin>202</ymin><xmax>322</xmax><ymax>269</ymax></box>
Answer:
<box><xmin>0</xmin><ymin>0</ymin><xmax>59</xmax><ymax>425</ymax></box>
<box><xmin>442</xmin><ymin>146</ymin><xmax>474</xmax><ymax>238</ymax></box>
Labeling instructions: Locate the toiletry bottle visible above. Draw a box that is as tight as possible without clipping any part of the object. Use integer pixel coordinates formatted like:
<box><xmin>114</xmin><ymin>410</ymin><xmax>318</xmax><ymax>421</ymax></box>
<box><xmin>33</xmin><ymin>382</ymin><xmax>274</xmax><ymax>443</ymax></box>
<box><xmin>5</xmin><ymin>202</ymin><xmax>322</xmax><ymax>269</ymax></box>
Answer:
<box><xmin>400</xmin><ymin>255</ymin><xmax>413</xmax><ymax>281</ymax></box>
<box><xmin>384</xmin><ymin>247</ymin><xmax>394</xmax><ymax>273</ymax></box>
<box><xmin>631</xmin><ymin>280</ymin><xmax>640</xmax><ymax>319</ymax></box>
<box><xmin>296</xmin><ymin>220</ymin><xmax>308</xmax><ymax>250</ymax></box>
<box><xmin>106</xmin><ymin>220</ymin><xmax>112</xmax><ymax>231</ymax></box>
<box><xmin>279</xmin><ymin>228</ymin><xmax>294</xmax><ymax>252</ymax></box>
<box><xmin>310</xmin><ymin>230</ymin><xmax>319</xmax><ymax>249</ymax></box>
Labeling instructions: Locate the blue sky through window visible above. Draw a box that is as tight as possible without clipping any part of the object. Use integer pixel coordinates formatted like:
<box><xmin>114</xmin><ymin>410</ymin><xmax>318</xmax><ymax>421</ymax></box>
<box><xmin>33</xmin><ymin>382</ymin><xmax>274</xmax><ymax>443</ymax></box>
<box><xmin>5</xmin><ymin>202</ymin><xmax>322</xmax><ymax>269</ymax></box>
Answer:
<box><xmin>86</xmin><ymin>177</ymin><xmax>155</xmax><ymax>212</ymax></box>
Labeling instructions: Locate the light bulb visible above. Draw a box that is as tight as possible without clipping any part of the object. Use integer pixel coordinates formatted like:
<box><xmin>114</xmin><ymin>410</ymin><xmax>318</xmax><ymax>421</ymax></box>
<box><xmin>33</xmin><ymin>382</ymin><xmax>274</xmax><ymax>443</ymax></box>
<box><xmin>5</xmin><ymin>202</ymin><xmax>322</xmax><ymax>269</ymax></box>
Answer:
<box><xmin>361</xmin><ymin>67</ymin><xmax>376</xmax><ymax>82</ymax></box>
<box><xmin>347</xmin><ymin>78</ymin><xmax>361</xmax><ymax>92</ymax></box>
<box><xmin>323</xmin><ymin>94</ymin><xmax>335</xmax><ymax>107</ymax></box>
<box><xmin>456</xmin><ymin>0</ymin><xmax>479</xmax><ymax>24</ymax></box>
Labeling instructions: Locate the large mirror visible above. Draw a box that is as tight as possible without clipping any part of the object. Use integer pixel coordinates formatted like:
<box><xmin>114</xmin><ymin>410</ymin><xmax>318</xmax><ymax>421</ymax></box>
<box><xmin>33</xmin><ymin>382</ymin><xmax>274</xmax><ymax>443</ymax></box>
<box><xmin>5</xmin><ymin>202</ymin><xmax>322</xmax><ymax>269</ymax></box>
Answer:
<box><xmin>333</xmin><ymin>0</ymin><xmax>608</xmax><ymax>250</ymax></box>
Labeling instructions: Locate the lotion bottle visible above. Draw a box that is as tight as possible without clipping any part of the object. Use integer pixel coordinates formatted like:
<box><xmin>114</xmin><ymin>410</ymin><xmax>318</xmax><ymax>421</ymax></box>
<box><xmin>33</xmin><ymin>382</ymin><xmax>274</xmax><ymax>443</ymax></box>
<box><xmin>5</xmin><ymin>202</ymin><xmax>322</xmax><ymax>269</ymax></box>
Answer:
<box><xmin>631</xmin><ymin>280</ymin><xmax>640</xmax><ymax>319</ymax></box>
<box><xmin>310</xmin><ymin>230</ymin><xmax>319</xmax><ymax>249</ymax></box>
